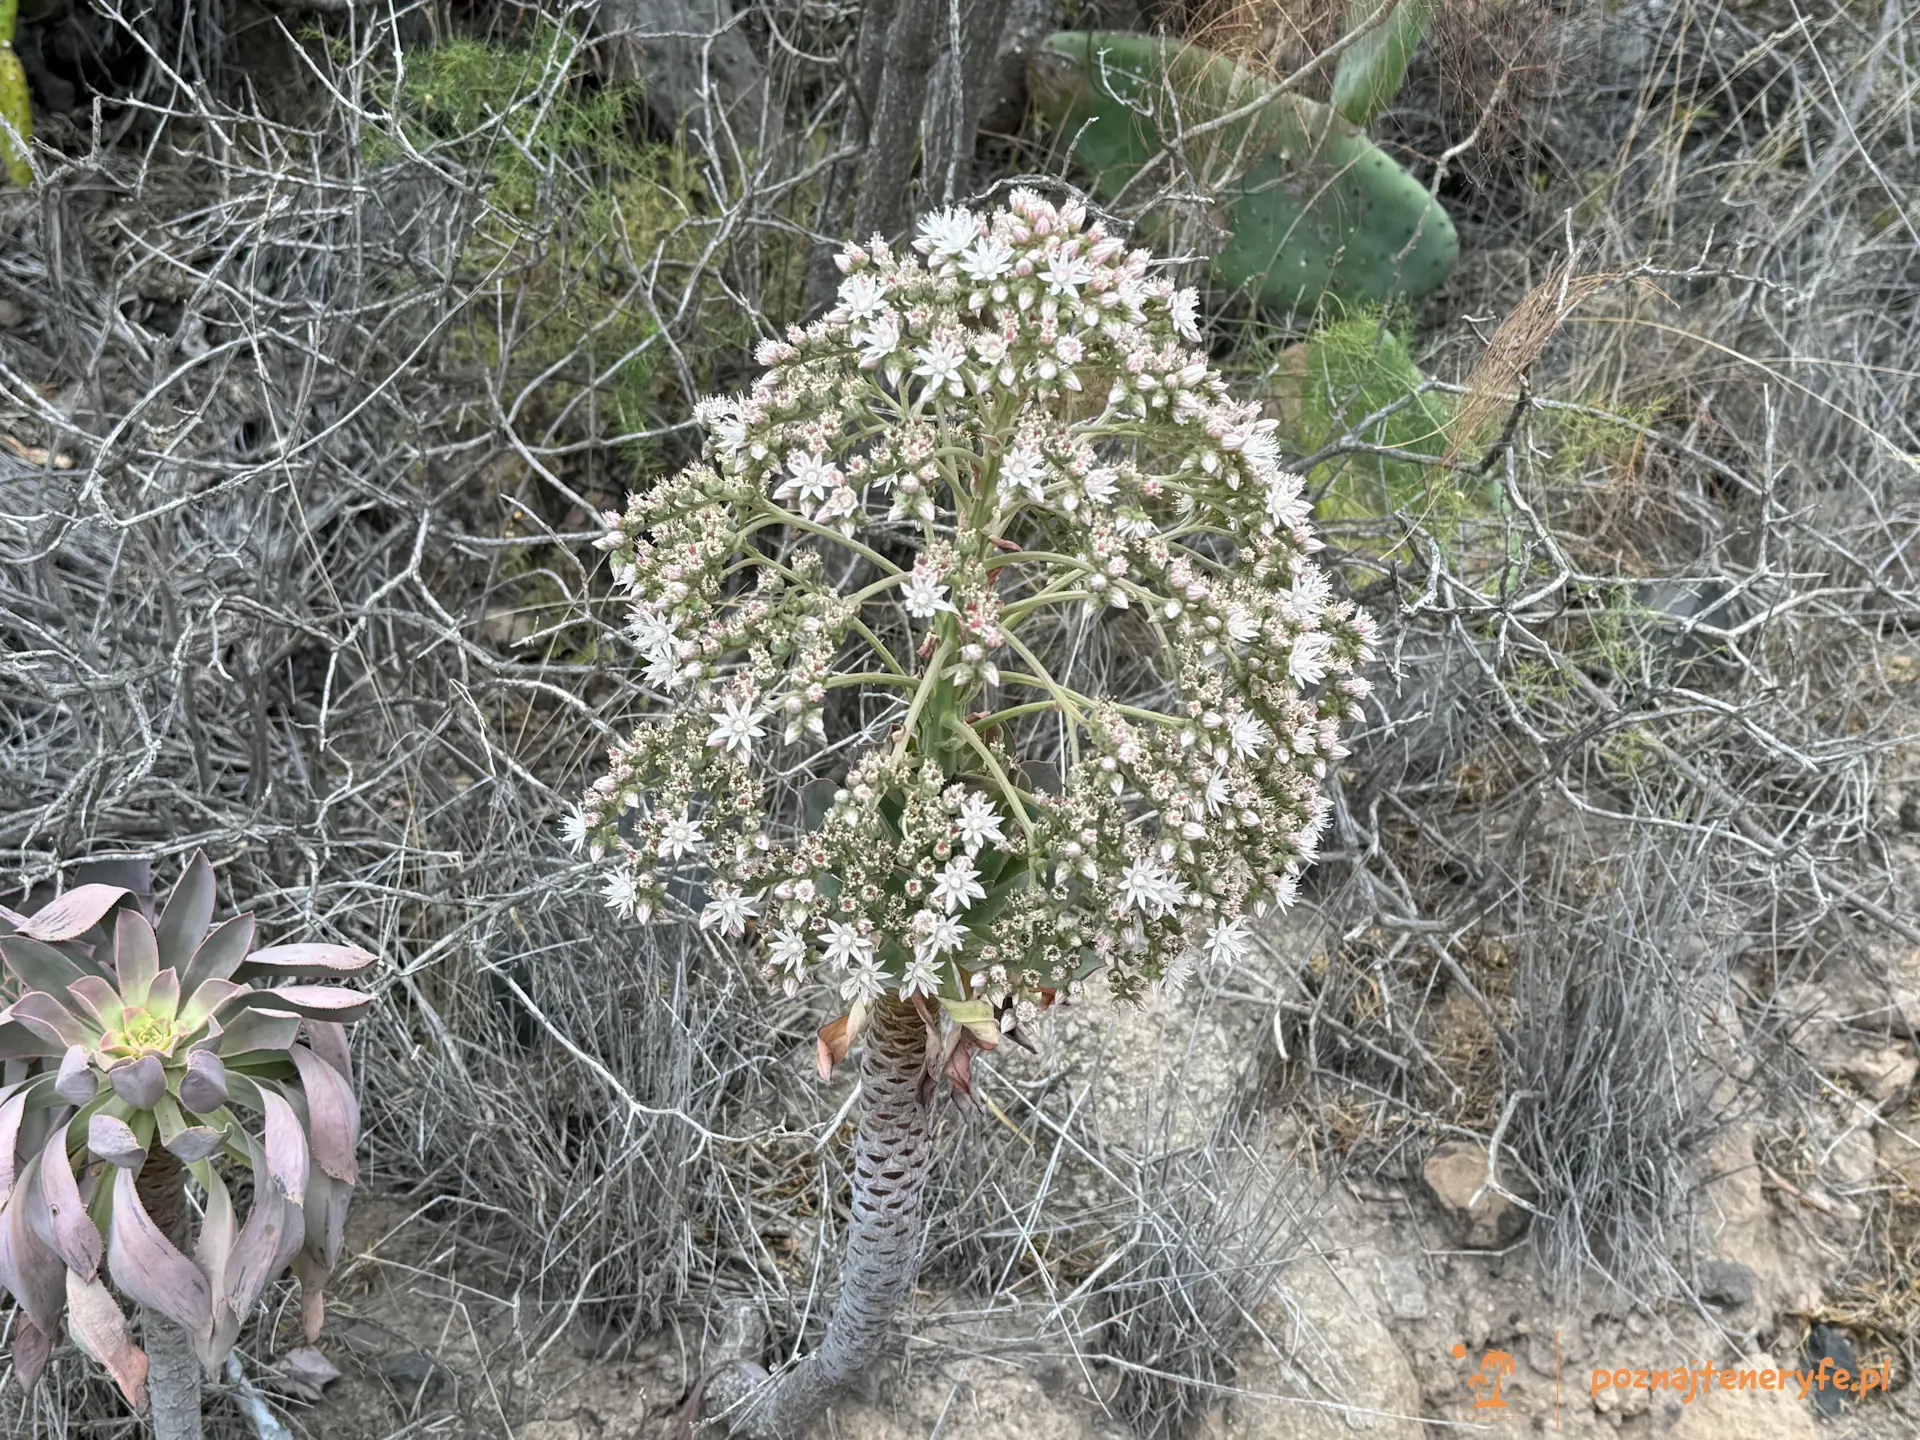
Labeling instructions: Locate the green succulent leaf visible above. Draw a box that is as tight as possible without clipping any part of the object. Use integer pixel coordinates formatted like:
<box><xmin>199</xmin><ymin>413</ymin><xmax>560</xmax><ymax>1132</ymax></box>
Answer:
<box><xmin>111</xmin><ymin>911</ymin><xmax>159</xmax><ymax>1010</ymax></box>
<box><xmin>0</xmin><ymin>936</ymin><xmax>92</xmax><ymax>994</ymax></box>
<box><xmin>182</xmin><ymin>913</ymin><xmax>256</xmax><ymax>994</ymax></box>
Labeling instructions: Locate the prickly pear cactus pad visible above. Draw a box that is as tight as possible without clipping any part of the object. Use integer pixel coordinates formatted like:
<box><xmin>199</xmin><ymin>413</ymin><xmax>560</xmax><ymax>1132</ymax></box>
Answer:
<box><xmin>1028</xmin><ymin>32</ymin><xmax>1457</xmax><ymax>315</ymax></box>
<box><xmin>574</xmin><ymin>193</ymin><xmax>1375</xmax><ymax>1035</ymax></box>
<box><xmin>0</xmin><ymin>0</ymin><xmax>30</xmax><ymax>187</ymax></box>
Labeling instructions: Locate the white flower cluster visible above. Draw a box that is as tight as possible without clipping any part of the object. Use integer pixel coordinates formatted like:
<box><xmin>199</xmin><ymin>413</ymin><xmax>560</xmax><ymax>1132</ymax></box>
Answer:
<box><xmin>574</xmin><ymin>191</ymin><xmax>1375</xmax><ymax>1024</ymax></box>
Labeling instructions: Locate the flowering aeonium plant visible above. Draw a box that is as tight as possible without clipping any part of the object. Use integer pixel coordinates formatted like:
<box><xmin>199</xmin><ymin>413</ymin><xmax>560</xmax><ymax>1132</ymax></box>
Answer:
<box><xmin>575</xmin><ymin>189</ymin><xmax>1374</xmax><ymax>1047</ymax></box>
<box><xmin>0</xmin><ymin>855</ymin><xmax>374</xmax><ymax>1410</ymax></box>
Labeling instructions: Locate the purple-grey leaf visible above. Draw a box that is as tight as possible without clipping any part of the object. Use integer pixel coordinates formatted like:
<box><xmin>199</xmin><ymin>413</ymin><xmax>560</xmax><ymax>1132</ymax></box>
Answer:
<box><xmin>20</xmin><ymin>885</ymin><xmax>133</xmax><ymax>944</ymax></box>
<box><xmin>0</xmin><ymin>1085</ymin><xmax>26</xmax><ymax>1202</ymax></box>
<box><xmin>301</xmin><ymin>1020</ymin><xmax>353</xmax><ymax>1080</ymax></box>
<box><xmin>182</xmin><ymin>913</ymin><xmax>256</xmax><ymax>997</ymax></box>
<box><xmin>144</xmin><ymin>968</ymin><xmax>181</xmax><ymax>1024</ymax></box>
<box><xmin>0</xmin><ymin>1165</ymin><xmax>66</xmax><ymax>1334</ymax></box>
<box><xmin>65</xmin><ymin>1270</ymin><xmax>150</xmax><ymax>1410</ymax></box>
<box><xmin>0</xmin><ymin>937</ymin><xmax>87</xmax><ymax>995</ymax></box>
<box><xmin>223</xmin><ymin>1137</ymin><xmax>298</xmax><ymax>1325</ymax></box>
<box><xmin>268</xmin><ymin>1344</ymin><xmax>342</xmax><ymax>1401</ymax></box>
<box><xmin>113</xmin><ymin>910</ymin><xmax>159</xmax><ymax>1010</ymax></box>
<box><xmin>4</xmin><ymin>992</ymin><xmax>95</xmax><ymax>1050</ymax></box>
<box><xmin>301</xmin><ymin>1169</ymin><xmax>351</xmax><ymax>1272</ymax></box>
<box><xmin>178</xmin><ymin>978</ymin><xmax>244</xmax><ymax>1031</ymax></box>
<box><xmin>289</xmin><ymin>1045</ymin><xmax>358</xmax><ymax>1185</ymax></box>
<box><xmin>234</xmin><ymin>943</ymin><xmax>376</xmax><ymax>982</ymax></box>
<box><xmin>38</xmin><ymin>1122</ymin><xmax>103</xmax><ymax>1278</ymax></box>
<box><xmin>290</xmin><ymin>1248</ymin><xmax>330</xmax><ymax>1343</ymax></box>
<box><xmin>8</xmin><ymin>1315</ymin><xmax>53</xmax><ymax>1394</ymax></box>
<box><xmin>194</xmin><ymin>1167</ymin><xmax>240</xmax><ymax>1367</ymax></box>
<box><xmin>108</xmin><ymin>1055</ymin><xmax>167</xmax><ymax>1111</ymax></box>
<box><xmin>155</xmin><ymin>852</ymin><xmax>216</xmax><ymax>975</ymax></box>
<box><xmin>215</xmin><ymin>985</ymin><xmax>373</xmax><ymax>1025</ymax></box>
<box><xmin>87</xmin><ymin>1114</ymin><xmax>147</xmax><ymax>1169</ymax></box>
<box><xmin>55</xmin><ymin>1045</ymin><xmax>97</xmax><ymax>1105</ymax></box>
<box><xmin>178</xmin><ymin>1049</ymin><xmax>229</xmax><ymax>1114</ymax></box>
<box><xmin>210</xmin><ymin>1006</ymin><xmax>301</xmax><ymax>1057</ymax></box>
<box><xmin>0</xmin><ymin>1021</ymin><xmax>50</xmax><ymax>1061</ymax></box>
<box><xmin>260</xmin><ymin>1087</ymin><xmax>310</xmax><ymax>1208</ymax></box>
<box><xmin>106</xmin><ymin>1166</ymin><xmax>212</xmax><ymax>1340</ymax></box>
<box><xmin>164</xmin><ymin>1127</ymin><xmax>226</xmax><ymax>1164</ymax></box>
<box><xmin>0</xmin><ymin>902</ymin><xmax>26</xmax><ymax>933</ymax></box>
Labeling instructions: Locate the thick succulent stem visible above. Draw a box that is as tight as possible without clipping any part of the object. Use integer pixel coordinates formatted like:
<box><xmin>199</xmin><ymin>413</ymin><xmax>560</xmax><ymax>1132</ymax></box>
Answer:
<box><xmin>142</xmin><ymin>1310</ymin><xmax>203</xmax><ymax>1440</ymax></box>
<box><xmin>706</xmin><ymin>995</ymin><xmax>933</xmax><ymax>1438</ymax></box>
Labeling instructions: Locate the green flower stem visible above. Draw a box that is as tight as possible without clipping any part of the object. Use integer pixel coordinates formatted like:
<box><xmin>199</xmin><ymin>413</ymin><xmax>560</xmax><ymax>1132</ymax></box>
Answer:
<box><xmin>890</xmin><ymin>638</ymin><xmax>952</xmax><ymax>761</ymax></box>
<box><xmin>748</xmin><ymin>500</ymin><xmax>903</xmax><ymax>573</ymax></box>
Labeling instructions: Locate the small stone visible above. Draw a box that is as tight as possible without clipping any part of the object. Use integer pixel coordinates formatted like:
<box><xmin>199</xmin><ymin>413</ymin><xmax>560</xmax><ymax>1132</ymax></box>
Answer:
<box><xmin>1804</xmin><ymin>1324</ymin><xmax>1857</xmax><ymax>1417</ymax></box>
<box><xmin>375</xmin><ymin>1350</ymin><xmax>442</xmax><ymax>1398</ymax></box>
<box><xmin>1375</xmin><ymin>1254</ymin><xmax>1428</xmax><ymax>1320</ymax></box>
<box><xmin>1422</xmin><ymin>1141</ymin><xmax>1532</xmax><ymax>1248</ymax></box>
<box><xmin>1697</xmin><ymin>1259</ymin><xmax>1756</xmax><ymax>1308</ymax></box>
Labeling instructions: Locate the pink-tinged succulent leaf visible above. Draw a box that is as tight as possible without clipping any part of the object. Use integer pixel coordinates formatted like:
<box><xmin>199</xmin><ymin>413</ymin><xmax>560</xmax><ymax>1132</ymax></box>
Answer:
<box><xmin>210</xmin><ymin>1006</ymin><xmax>301</xmax><ymax>1058</ymax></box>
<box><xmin>179</xmin><ymin>1050</ymin><xmax>229</xmax><ymax>1114</ymax></box>
<box><xmin>65</xmin><ymin>1270</ymin><xmax>150</xmax><ymax>1410</ymax></box>
<box><xmin>155</xmin><ymin>852</ymin><xmax>216</xmax><ymax>975</ymax></box>
<box><xmin>302</xmin><ymin>1020</ymin><xmax>353</xmax><ymax>1080</ymax></box>
<box><xmin>6</xmin><ymin>992</ymin><xmax>96</xmax><ymax>1050</ymax></box>
<box><xmin>114</xmin><ymin>911</ymin><xmax>160</xmax><ymax>1010</ymax></box>
<box><xmin>105</xmin><ymin>1166</ymin><xmax>212</xmax><ymax>1339</ymax></box>
<box><xmin>143</xmin><ymin>968</ymin><xmax>181</xmax><ymax>1025</ymax></box>
<box><xmin>0</xmin><ymin>936</ymin><xmax>89</xmax><ymax>994</ymax></box>
<box><xmin>194</xmin><ymin>1167</ymin><xmax>241</xmax><ymax>1367</ymax></box>
<box><xmin>816</xmin><ymin>1014</ymin><xmax>852</xmax><ymax>1081</ymax></box>
<box><xmin>224</xmin><ymin>1137</ymin><xmax>299</xmax><ymax>1326</ymax></box>
<box><xmin>18</xmin><ymin>885</ymin><xmax>134</xmax><ymax>944</ymax></box>
<box><xmin>181</xmin><ymin>914</ymin><xmax>255</xmax><ymax>996</ymax></box>
<box><xmin>65</xmin><ymin>975</ymin><xmax>127</xmax><ymax>1033</ymax></box>
<box><xmin>234</xmin><ymin>944</ymin><xmax>376</xmax><ymax>982</ymax></box>
<box><xmin>164</xmin><ymin>1127</ymin><xmax>226</xmax><ymax>1164</ymax></box>
<box><xmin>260</xmin><ymin>1088</ymin><xmax>310</xmax><ymax>1207</ymax></box>
<box><xmin>38</xmin><ymin>1121</ymin><xmax>104</xmax><ymax>1278</ymax></box>
<box><xmin>216</xmin><ymin>985</ymin><xmax>373</xmax><ymax>1025</ymax></box>
<box><xmin>0</xmin><ymin>1084</ymin><xmax>28</xmax><ymax>1202</ymax></box>
<box><xmin>87</xmin><ymin>1114</ymin><xmax>146</xmax><ymax>1169</ymax></box>
<box><xmin>178</xmin><ymin>978</ymin><xmax>244</xmax><ymax>1031</ymax></box>
<box><xmin>8</xmin><ymin>1315</ymin><xmax>53</xmax><ymax>1394</ymax></box>
<box><xmin>289</xmin><ymin>1046</ymin><xmax>359</xmax><ymax>1185</ymax></box>
<box><xmin>0</xmin><ymin>902</ymin><xmax>27</xmax><ymax>932</ymax></box>
<box><xmin>1</xmin><ymin>1161</ymin><xmax>68</xmax><ymax>1333</ymax></box>
<box><xmin>290</xmin><ymin>1248</ymin><xmax>330</xmax><ymax>1343</ymax></box>
<box><xmin>108</xmin><ymin>1055</ymin><xmax>166</xmax><ymax>1112</ymax></box>
<box><xmin>55</xmin><ymin>1045</ymin><xmax>97</xmax><ymax>1105</ymax></box>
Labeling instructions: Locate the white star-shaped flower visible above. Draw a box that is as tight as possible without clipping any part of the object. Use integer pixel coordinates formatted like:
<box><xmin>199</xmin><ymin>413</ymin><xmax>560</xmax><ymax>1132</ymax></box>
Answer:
<box><xmin>1118</xmin><ymin>859</ymin><xmax>1187</xmax><ymax>918</ymax></box>
<box><xmin>821</xmin><ymin>921</ymin><xmax>875</xmax><ymax>970</ymax></box>
<box><xmin>853</xmin><ymin>312</ymin><xmax>900</xmax><ymax>369</ymax></box>
<box><xmin>841</xmin><ymin>957</ymin><xmax>890</xmax><ymax>1005</ymax></box>
<box><xmin>1288</xmin><ymin>632</ymin><xmax>1335</xmax><ymax>688</ymax></box>
<box><xmin>1205</xmin><ymin>916</ymin><xmax>1251</xmax><ymax>969</ymax></box>
<box><xmin>1167</xmin><ymin>287</ymin><xmax>1202</xmax><ymax>341</ymax></box>
<box><xmin>954</xmin><ymin>792</ymin><xmax>1005</xmax><ymax>855</ymax></box>
<box><xmin>775</xmin><ymin>450</ymin><xmax>842</xmax><ymax>508</ymax></box>
<box><xmin>1001</xmin><ymin>446</ymin><xmax>1047</xmax><ymax>500</ymax></box>
<box><xmin>913</xmin><ymin>909</ymin><xmax>969</xmax><ymax>963</ymax></box>
<box><xmin>836</xmin><ymin>272</ymin><xmax>887</xmax><ymax>320</ymax></box>
<box><xmin>558</xmin><ymin>808</ymin><xmax>589</xmax><ymax>854</ymax></box>
<box><xmin>901</xmin><ymin>567</ymin><xmax>954</xmax><ymax>621</ymax></box>
<box><xmin>930</xmin><ymin>855</ymin><xmax>986</xmax><ymax>913</ymax></box>
<box><xmin>1043</xmin><ymin>249</ymin><xmax>1093</xmax><ymax>296</ymax></box>
<box><xmin>699</xmin><ymin>885</ymin><xmax>760</xmax><ymax>937</ymax></box>
<box><xmin>708</xmin><ymin>695</ymin><xmax>766</xmax><ymax>761</ymax></box>
<box><xmin>767</xmin><ymin>927</ymin><xmax>810</xmax><ymax>975</ymax></box>
<box><xmin>959</xmin><ymin>235</ymin><xmax>1014</xmax><ymax>283</ymax></box>
<box><xmin>601</xmin><ymin>869</ymin><xmax>640</xmax><ymax>917</ymax></box>
<box><xmin>898</xmin><ymin>950</ymin><xmax>943</xmax><ymax>998</ymax></box>
<box><xmin>1226</xmin><ymin>711</ymin><xmax>1269</xmax><ymax>760</ymax></box>
<box><xmin>657</xmin><ymin>809</ymin><xmax>704</xmax><ymax>860</ymax></box>
<box><xmin>912</xmin><ymin>337</ymin><xmax>967</xmax><ymax>396</ymax></box>
<box><xmin>915</xmin><ymin>206</ymin><xmax>980</xmax><ymax>257</ymax></box>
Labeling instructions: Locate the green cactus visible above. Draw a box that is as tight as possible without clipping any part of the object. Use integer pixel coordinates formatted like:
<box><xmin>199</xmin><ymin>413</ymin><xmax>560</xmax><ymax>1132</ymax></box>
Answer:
<box><xmin>1331</xmin><ymin>0</ymin><xmax>1432</xmax><ymax>126</ymax></box>
<box><xmin>1029</xmin><ymin>31</ymin><xmax>1456</xmax><ymax>316</ymax></box>
<box><xmin>1</xmin><ymin>0</ymin><xmax>30</xmax><ymax>187</ymax></box>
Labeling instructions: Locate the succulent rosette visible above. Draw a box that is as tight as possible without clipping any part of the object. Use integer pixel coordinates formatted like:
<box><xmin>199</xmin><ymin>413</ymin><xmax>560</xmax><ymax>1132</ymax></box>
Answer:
<box><xmin>0</xmin><ymin>854</ymin><xmax>374</xmax><ymax>1405</ymax></box>
<box><xmin>576</xmin><ymin>191</ymin><xmax>1374</xmax><ymax>1064</ymax></box>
